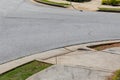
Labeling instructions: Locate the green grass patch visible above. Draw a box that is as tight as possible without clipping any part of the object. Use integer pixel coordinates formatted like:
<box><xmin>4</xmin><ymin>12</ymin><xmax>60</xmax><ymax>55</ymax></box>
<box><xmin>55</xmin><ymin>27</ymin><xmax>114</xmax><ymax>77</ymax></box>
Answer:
<box><xmin>110</xmin><ymin>70</ymin><xmax>120</xmax><ymax>80</ymax></box>
<box><xmin>67</xmin><ymin>0</ymin><xmax>91</xmax><ymax>2</ymax></box>
<box><xmin>102</xmin><ymin>0</ymin><xmax>120</xmax><ymax>5</ymax></box>
<box><xmin>0</xmin><ymin>60</ymin><xmax>52</xmax><ymax>80</ymax></box>
<box><xmin>99</xmin><ymin>7</ymin><xmax>120</xmax><ymax>12</ymax></box>
<box><xmin>35</xmin><ymin>0</ymin><xmax>70</xmax><ymax>7</ymax></box>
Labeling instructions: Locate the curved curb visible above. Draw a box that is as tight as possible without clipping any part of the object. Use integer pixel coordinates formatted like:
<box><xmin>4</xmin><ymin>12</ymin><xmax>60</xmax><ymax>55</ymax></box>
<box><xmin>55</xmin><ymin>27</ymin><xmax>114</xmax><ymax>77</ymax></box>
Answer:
<box><xmin>0</xmin><ymin>39</ymin><xmax>120</xmax><ymax>74</ymax></box>
<box><xmin>33</xmin><ymin>0</ymin><xmax>70</xmax><ymax>8</ymax></box>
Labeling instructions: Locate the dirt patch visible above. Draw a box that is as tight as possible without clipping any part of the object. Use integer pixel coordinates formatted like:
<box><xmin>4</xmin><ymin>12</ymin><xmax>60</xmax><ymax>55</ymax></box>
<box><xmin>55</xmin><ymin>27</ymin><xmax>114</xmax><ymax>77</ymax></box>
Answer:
<box><xmin>88</xmin><ymin>42</ymin><xmax>120</xmax><ymax>51</ymax></box>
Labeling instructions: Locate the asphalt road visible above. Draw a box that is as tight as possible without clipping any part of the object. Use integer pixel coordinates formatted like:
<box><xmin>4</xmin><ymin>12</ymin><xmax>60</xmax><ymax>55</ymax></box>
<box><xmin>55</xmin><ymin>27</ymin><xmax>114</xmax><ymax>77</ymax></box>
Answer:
<box><xmin>0</xmin><ymin>0</ymin><xmax>120</xmax><ymax>64</ymax></box>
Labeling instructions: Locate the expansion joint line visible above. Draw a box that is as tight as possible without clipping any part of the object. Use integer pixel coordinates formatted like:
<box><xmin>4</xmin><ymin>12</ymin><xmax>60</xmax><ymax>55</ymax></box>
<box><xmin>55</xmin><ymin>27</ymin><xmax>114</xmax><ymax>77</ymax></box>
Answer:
<box><xmin>64</xmin><ymin>47</ymin><xmax>74</xmax><ymax>52</ymax></box>
<box><xmin>101</xmin><ymin>51</ymin><xmax>120</xmax><ymax>55</ymax></box>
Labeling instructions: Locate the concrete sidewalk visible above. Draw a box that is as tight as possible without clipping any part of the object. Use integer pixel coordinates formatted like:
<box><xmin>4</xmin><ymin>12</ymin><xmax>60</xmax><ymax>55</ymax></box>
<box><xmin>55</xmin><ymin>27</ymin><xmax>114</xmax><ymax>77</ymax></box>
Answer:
<box><xmin>37</xmin><ymin>50</ymin><xmax>120</xmax><ymax>72</ymax></box>
<box><xmin>27</xmin><ymin>65</ymin><xmax>112</xmax><ymax>80</ymax></box>
<box><xmin>28</xmin><ymin>48</ymin><xmax>120</xmax><ymax>80</ymax></box>
<box><xmin>27</xmin><ymin>40</ymin><xmax>120</xmax><ymax>80</ymax></box>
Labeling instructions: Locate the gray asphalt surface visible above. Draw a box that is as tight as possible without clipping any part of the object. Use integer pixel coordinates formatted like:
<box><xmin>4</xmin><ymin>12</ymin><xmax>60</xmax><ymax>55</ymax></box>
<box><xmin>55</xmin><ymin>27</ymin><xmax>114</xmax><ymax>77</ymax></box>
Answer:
<box><xmin>0</xmin><ymin>0</ymin><xmax>120</xmax><ymax>64</ymax></box>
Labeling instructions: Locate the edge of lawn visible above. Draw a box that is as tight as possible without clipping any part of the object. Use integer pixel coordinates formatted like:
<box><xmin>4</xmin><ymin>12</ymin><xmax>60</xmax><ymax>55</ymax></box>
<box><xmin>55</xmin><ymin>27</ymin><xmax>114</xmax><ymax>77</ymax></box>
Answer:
<box><xmin>98</xmin><ymin>7</ymin><xmax>120</xmax><ymax>13</ymax></box>
<box><xmin>34</xmin><ymin>0</ymin><xmax>70</xmax><ymax>8</ymax></box>
<box><xmin>0</xmin><ymin>60</ymin><xmax>52</xmax><ymax>80</ymax></box>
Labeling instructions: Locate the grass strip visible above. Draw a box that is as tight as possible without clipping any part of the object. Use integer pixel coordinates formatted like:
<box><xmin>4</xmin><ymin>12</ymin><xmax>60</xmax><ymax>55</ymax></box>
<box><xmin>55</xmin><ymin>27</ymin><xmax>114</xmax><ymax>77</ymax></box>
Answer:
<box><xmin>98</xmin><ymin>7</ymin><xmax>120</xmax><ymax>12</ymax></box>
<box><xmin>0</xmin><ymin>60</ymin><xmax>52</xmax><ymax>80</ymax></box>
<box><xmin>35</xmin><ymin>0</ymin><xmax>70</xmax><ymax>8</ymax></box>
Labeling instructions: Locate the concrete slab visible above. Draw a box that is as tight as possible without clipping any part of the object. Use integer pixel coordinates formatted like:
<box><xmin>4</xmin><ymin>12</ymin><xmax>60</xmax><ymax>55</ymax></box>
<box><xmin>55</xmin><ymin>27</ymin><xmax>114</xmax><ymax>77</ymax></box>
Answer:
<box><xmin>37</xmin><ymin>50</ymin><xmax>93</xmax><ymax>64</ymax></box>
<box><xmin>26</xmin><ymin>65</ymin><xmax>112</xmax><ymax>80</ymax></box>
<box><xmin>103</xmin><ymin>47</ymin><xmax>120</xmax><ymax>55</ymax></box>
<box><xmin>39</xmin><ymin>51</ymin><xmax>120</xmax><ymax>72</ymax></box>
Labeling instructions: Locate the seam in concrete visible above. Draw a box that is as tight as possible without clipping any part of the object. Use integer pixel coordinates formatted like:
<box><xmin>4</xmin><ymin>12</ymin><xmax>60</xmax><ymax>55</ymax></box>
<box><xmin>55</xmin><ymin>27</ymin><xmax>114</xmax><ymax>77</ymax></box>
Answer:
<box><xmin>74</xmin><ymin>64</ymin><xmax>113</xmax><ymax>73</ymax></box>
<box><xmin>64</xmin><ymin>47</ymin><xmax>75</xmax><ymax>52</ymax></box>
<box><xmin>41</xmin><ymin>49</ymin><xmax>72</xmax><ymax>60</ymax></box>
<box><xmin>101</xmin><ymin>51</ymin><xmax>120</xmax><ymax>55</ymax></box>
<box><xmin>61</xmin><ymin>64</ymin><xmax>113</xmax><ymax>73</ymax></box>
